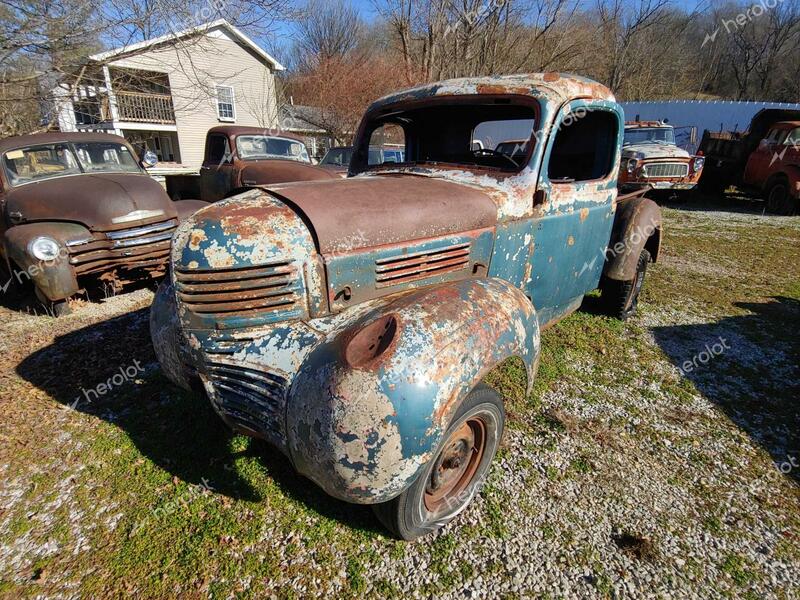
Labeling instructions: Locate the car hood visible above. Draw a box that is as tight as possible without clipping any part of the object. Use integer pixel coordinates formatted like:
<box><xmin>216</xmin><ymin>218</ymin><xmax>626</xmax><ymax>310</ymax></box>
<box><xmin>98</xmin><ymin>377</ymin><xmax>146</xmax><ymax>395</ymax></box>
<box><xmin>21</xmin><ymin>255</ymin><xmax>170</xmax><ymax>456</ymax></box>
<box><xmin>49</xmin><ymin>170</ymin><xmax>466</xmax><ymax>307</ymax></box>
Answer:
<box><xmin>4</xmin><ymin>172</ymin><xmax>176</xmax><ymax>230</ymax></box>
<box><xmin>263</xmin><ymin>174</ymin><xmax>498</xmax><ymax>254</ymax></box>
<box><xmin>622</xmin><ymin>143</ymin><xmax>691</xmax><ymax>160</ymax></box>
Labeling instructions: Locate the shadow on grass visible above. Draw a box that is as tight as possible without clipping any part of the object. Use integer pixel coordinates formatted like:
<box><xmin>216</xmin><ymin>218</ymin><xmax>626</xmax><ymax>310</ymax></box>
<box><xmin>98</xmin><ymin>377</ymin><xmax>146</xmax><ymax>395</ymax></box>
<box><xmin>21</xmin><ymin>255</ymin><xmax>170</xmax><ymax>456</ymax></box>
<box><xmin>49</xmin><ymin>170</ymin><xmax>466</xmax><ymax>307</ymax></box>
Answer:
<box><xmin>650</xmin><ymin>296</ymin><xmax>800</xmax><ymax>483</ymax></box>
<box><xmin>15</xmin><ymin>307</ymin><xmax>383</xmax><ymax>535</ymax></box>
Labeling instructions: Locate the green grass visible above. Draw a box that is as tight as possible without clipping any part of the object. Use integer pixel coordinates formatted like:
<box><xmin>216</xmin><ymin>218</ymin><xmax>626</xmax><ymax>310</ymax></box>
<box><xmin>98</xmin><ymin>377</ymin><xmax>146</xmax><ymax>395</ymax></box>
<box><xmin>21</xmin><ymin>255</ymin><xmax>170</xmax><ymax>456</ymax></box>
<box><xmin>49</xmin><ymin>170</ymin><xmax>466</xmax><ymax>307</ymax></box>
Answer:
<box><xmin>1</xmin><ymin>201</ymin><xmax>799</xmax><ymax>597</ymax></box>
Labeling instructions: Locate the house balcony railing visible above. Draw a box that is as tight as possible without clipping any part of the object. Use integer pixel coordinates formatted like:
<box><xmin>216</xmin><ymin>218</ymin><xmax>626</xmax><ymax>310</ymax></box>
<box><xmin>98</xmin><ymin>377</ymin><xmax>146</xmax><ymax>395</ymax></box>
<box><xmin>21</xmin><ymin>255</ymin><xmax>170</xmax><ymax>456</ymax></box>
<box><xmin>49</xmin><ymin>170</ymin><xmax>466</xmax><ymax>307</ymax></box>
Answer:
<box><xmin>105</xmin><ymin>91</ymin><xmax>176</xmax><ymax>124</ymax></box>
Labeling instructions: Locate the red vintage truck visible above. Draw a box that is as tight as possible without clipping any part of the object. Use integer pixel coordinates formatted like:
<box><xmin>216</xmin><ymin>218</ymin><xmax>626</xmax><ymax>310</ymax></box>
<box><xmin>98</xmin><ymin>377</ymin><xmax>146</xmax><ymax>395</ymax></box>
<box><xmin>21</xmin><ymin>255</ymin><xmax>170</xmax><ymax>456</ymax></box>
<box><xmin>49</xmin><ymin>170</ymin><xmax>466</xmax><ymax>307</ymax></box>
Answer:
<box><xmin>698</xmin><ymin>108</ymin><xmax>800</xmax><ymax>214</ymax></box>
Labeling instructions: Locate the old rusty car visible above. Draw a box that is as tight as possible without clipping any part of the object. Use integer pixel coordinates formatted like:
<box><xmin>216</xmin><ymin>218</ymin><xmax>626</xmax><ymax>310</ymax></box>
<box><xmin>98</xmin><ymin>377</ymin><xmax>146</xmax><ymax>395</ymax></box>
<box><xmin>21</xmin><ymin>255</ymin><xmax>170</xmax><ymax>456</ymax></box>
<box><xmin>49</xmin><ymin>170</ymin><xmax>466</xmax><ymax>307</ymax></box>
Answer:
<box><xmin>618</xmin><ymin>121</ymin><xmax>704</xmax><ymax>195</ymax></box>
<box><xmin>166</xmin><ymin>126</ymin><xmax>337</xmax><ymax>202</ymax></box>
<box><xmin>0</xmin><ymin>132</ymin><xmax>207</xmax><ymax>315</ymax></box>
<box><xmin>151</xmin><ymin>73</ymin><xmax>662</xmax><ymax>539</ymax></box>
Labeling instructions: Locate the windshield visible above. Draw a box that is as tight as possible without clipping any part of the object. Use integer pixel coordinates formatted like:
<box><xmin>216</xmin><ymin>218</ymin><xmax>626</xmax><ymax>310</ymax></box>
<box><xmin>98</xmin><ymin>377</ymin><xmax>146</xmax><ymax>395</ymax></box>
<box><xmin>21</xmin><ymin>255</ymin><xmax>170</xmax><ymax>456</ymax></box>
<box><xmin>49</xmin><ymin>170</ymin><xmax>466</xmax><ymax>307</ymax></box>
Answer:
<box><xmin>359</xmin><ymin>99</ymin><xmax>538</xmax><ymax>173</ymax></box>
<box><xmin>321</xmin><ymin>147</ymin><xmax>352</xmax><ymax>166</ymax></box>
<box><xmin>623</xmin><ymin>127</ymin><xmax>675</xmax><ymax>146</ymax></box>
<box><xmin>73</xmin><ymin>142</ymin><xmax>141</xmax><ymax>174</ymax></box>
<box><xmin>236</xmin><ymin>136</ymin><xmax>310</xmax><ymax>162</ymax></box>
<box><xmin>3</xmin><ymin>141</ymin><xmax>142</xmax><ymax>187</ymax></box>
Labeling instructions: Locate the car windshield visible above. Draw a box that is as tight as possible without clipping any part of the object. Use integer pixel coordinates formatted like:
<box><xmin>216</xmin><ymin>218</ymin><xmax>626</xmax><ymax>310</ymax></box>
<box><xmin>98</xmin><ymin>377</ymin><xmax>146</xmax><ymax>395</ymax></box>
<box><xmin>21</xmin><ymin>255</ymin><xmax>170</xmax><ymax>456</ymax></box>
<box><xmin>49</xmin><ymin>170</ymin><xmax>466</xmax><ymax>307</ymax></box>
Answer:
<box><xmin>361</xmin><ymin>99</ymin><xmax>538</xmax><ymax>172</ymax></box>
<box><xmin>73</xmin><ymin>142</ymin><xmax>141</xmax><ymax>174</ymax></box>
<box><xmin>624</xmin><ymin>127</ymin><xmax>675</xmax><ymax>146</ymax></box>
<box><xmin>321</xmin><ymin>147</ymin><xmax>352</xmax><ymax>166</ymax></box>
<box><xmin>236</xmin><ymin>136</ymin><xmax>310</xmax><ymax>162</ymax></box>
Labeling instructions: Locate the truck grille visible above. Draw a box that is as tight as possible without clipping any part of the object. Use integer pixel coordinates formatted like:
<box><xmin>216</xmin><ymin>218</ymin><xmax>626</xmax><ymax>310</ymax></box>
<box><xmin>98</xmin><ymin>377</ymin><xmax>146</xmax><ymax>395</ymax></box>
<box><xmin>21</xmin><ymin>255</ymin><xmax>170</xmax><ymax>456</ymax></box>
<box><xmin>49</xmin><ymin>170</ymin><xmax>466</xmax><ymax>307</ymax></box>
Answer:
<box><xmin>174</xmin><ymin>261</ymin><xmax>304</xmax><ymax>319</ymax></box>
<box><xmin>375</xmin><ymin>241</ymin><xmax>471</xmax><ymax>288</ymax></box>
<box><xmin>643</xmin><ymin>163</ymin><xmax>689</xmax><ymax>178</ymax></box>
<box><xmin>67</xmin><ymin>219</ymin><xmax>177</xmax><ymax>274</ymax></box>
<box><xmin>205</xmin><ymin>360</ymin><xmax>288</xmax><ymax>448</ymax></box>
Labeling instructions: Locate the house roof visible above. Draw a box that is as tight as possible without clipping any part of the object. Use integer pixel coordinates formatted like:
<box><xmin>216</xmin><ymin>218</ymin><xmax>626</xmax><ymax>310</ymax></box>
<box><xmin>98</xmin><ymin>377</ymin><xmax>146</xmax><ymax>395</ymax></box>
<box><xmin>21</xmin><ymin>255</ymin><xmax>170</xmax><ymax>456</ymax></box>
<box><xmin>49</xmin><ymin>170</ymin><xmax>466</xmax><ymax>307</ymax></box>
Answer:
<box><xmin>280</xmin><ymin>105</ymin><xmax>327</xmax><ymax>134</ymax></box>
<box><xmin>90</xmin><ymin>19</ymin><xmax>285</xmax><ymax>71</ymax></box>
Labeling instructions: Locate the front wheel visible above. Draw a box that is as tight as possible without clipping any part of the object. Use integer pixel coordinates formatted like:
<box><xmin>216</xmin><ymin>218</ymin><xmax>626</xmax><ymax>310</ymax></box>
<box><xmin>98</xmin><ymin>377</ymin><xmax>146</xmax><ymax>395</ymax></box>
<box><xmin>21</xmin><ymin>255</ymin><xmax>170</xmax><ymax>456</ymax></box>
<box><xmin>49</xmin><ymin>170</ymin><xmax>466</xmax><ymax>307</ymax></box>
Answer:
<box><xmin>34</xmin><ymin>286</ymin><xmax>71</xmax><ymax>317</ymax></box>
<box><xmin>372</xmin><ymin>384</ymin><xmax>505</xmax><ymax>540</ymax></box>
<box><xmin>601</xmin><ymin>248</ymin><xmax>650</xmax><ymax>320</ymax></box>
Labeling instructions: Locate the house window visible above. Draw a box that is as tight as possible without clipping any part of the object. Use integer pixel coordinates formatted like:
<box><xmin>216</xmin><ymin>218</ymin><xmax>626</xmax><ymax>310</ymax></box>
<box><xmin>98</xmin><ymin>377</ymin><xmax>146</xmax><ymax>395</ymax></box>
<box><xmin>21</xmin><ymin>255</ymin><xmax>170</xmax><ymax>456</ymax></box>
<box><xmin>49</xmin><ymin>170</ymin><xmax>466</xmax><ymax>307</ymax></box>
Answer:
<box><xmin>216</xmin><ymin>85</ymin><xmax>236</xmax><ymax>121</ymax></box>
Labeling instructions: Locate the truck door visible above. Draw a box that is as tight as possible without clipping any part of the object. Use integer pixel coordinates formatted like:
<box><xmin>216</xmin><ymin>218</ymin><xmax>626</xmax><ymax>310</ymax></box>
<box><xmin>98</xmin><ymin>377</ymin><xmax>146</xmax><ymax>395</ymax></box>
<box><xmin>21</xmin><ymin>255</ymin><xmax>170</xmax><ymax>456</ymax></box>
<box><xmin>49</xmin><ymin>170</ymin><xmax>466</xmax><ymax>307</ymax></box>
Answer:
<box><xmin>526</xmin><ymin>100</ymin><xmax>622</xmax><ymax>327</ymax></box>
<box><xmin>200</xmin><ymin>134</ymin><xmax>234</xmax><ymax>202</ymax></box>
<box><xmin>743</xmin><ymin>127</ymin><xmax>788</xmax><ymax>188</ymax></box>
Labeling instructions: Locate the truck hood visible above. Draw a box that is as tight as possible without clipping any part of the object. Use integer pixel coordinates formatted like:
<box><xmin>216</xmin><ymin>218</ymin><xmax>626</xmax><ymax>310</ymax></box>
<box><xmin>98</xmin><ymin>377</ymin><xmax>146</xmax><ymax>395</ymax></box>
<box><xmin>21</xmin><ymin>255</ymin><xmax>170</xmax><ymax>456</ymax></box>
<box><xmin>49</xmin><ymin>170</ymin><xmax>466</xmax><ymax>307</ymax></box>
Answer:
<box><xmin>239</xmin><ymin>160</ymin><xmax>338</xmax><ymax>185</ymax></box>
<box><xmin>4</xmin><ymin>172</ymin><xmax>176</xmax><ymax>230</ymax></box>
<box><xmin>263</xmin><ymin>175</ymin><xmax>498</xmax><ymax>254</ymax></box>
<box><xmin>622</xmin><ymin>143</ymin><xmax>691</xmax><ymax>160</ymax></box>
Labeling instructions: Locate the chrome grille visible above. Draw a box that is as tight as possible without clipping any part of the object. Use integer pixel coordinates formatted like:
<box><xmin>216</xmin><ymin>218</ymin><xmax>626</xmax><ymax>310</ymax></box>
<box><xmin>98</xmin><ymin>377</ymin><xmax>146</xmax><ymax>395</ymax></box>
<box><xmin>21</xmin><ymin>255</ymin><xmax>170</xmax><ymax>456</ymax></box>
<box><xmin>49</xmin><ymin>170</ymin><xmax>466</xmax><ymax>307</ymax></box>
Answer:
<box><xmin>66</xmin><ymin>219</ymin><xmax>177</xmax><ymax>274</ymax></box>
<box><xmin>374</xmin><ymin>242</ymin><xmax>470</xmax><ymax>288</ymax></box>
<box><xmin>175</xmin><ymin>261</ymin><xmax>303</xmax><ymax>319</ymax></box>
<box><xmin>205</xmin><ymin>360</ymin><xmax>289</xmax><ymax>446</ymax></box>
<box><xmin>643</xmin><ymin>162</ymin><xmax>689</xmax><ymax>178</ymax></box>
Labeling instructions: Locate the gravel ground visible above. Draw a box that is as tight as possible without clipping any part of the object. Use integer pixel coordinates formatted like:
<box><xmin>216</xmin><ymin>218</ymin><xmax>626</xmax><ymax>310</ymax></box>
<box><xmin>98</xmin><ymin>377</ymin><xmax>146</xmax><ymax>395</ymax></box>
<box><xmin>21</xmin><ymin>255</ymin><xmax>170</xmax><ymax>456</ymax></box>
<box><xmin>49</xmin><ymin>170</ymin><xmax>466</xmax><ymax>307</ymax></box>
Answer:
<box><xmin>0</xmin><ymin>201</ymin><xmax>798</xmax><ymax>599</ymax></box>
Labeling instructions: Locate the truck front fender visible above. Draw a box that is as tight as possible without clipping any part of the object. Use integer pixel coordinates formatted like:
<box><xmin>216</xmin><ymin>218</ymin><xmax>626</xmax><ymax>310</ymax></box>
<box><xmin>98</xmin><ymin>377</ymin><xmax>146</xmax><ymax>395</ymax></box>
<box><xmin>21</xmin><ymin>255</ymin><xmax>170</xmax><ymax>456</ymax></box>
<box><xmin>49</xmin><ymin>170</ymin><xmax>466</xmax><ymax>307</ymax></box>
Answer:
<box><xmin>604</xmin><ymin>196</ymin><xmax>662</xmax><ymax>281</ymax></box>
<box><xmin>287</xmin><ymin>277</ymin><xmax>540</xmax><ymax>504</ymax></box>
<box><xmin>3</xmin><ymin>222</ymin><xmax>85</xmax><ymax>300</ymax></box>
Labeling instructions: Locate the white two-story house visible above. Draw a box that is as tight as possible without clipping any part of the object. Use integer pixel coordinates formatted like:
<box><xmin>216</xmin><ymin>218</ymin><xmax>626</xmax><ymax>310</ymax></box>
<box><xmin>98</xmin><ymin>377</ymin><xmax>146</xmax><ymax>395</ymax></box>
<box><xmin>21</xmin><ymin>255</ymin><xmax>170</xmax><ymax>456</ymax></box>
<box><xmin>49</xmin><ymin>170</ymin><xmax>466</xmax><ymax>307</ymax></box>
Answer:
<box><xmin>55</xmin><ymin>19</ymin><xmax>284</xmax><ymax>170</ymax></box>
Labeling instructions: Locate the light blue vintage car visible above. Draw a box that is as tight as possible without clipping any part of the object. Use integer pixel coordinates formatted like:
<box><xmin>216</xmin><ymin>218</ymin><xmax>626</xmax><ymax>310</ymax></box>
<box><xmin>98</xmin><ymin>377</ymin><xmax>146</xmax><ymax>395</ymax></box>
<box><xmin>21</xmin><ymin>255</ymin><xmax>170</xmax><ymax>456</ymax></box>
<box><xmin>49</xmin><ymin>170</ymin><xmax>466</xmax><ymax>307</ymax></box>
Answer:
<box><xmin>151</xmin><ymin>73</ymin><xmax>662</xmax><ymax>539</ymax></box>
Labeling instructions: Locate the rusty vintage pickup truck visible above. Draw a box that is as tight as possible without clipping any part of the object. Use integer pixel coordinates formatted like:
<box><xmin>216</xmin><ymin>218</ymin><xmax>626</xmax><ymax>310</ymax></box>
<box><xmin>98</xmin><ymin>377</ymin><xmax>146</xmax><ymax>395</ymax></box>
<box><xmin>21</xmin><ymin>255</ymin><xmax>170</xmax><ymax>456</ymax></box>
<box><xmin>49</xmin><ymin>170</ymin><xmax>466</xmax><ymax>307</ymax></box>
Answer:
<box><xmin>165</xmin><ymin>126</ymin><xmax>337</xmax><ymax>202</ymax></box>
<box><xmin>0</xmin><ymin>132</ymin><xmax>207</xmax><ymax>315</ymax></box>
<box><xmin>151</xmin><ymin>73</ymin><xmax>662</xmax><ymax>539</ymax></box>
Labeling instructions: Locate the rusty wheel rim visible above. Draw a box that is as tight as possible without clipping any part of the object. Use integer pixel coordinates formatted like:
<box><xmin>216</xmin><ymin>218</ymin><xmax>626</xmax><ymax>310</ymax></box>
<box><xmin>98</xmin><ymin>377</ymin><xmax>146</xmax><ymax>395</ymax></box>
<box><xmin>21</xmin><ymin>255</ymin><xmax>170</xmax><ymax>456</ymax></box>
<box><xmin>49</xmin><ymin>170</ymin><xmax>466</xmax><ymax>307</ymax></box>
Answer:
<box><xmin>424</xmin><ymin>417</ymin><xmax>487</xmax><ymax>513</ymax></box>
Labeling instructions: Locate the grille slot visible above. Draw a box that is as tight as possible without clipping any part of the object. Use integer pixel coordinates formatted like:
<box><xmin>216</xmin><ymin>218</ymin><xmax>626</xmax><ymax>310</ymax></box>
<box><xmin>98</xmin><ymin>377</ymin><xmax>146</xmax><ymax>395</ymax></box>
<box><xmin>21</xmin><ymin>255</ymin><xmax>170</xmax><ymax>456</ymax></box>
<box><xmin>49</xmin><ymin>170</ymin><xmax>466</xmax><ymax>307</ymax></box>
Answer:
<box><xmin>643</xmin><ymin>162</ymin><xmax>689</xmax><ymax>178</ymax></box>
<box><xmin>67</xmin><ymin>219</ymin><xmax>177</xmax><ymax>274</ymax></box>
<box><xmin>374</xmin><ymin>242</ymin><xmax>470</xmax><ymax>288</ymax></box>
<box><xmin>175</xmin><ymin>262</ymin><xmax>302</xmax><ymax>318</ymax></box>
<box><xmin>206</xmin><ymin>361</ymin><xmax>288</xmax><ymax>444</ymax></box>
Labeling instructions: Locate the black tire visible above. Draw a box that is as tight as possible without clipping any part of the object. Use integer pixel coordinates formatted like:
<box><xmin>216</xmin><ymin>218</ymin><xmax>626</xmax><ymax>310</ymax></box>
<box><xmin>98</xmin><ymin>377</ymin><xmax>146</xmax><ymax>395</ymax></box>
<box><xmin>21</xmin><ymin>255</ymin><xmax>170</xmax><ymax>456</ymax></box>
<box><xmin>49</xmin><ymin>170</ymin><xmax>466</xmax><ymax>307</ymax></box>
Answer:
<box><xmin>765</xmin><ymin>177</ymin><xmax>794</xmax><ymax>215</ymax></box>
<box><xmin>372</xmin><ymin>384</ymin><xmax>505</xmax><ymax>540</ymax></box>
<box><xmin>601</xmin><ymin>248</ymin><xmax>650</xmax><ymax>320</ymax></box>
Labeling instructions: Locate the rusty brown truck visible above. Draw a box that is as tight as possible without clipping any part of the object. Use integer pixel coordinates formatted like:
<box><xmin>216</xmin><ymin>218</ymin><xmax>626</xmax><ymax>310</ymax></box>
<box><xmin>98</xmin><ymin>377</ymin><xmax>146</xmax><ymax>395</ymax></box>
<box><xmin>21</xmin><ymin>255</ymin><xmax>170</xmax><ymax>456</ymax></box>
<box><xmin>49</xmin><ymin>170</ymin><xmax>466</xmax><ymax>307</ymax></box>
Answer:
<box><xmin>0</xmin><ymin>132</ymin><xmax>207</xmax><ymax>315</ymax></box>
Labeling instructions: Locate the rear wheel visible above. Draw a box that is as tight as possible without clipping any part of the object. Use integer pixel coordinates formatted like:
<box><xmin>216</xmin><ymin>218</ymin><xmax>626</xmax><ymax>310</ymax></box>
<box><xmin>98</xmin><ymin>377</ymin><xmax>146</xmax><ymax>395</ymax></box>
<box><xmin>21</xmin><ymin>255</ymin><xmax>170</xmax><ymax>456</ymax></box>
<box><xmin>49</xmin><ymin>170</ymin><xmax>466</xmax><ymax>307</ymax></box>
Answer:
<box><xmin>372</xmin><ymin>384</ymin><xmax>504</xmax><ymax>540</ymax></box>
<box><xmin>765</xmin><ymin>177</ymin><xmax>794</xmax><ymax>215</ymax></box>
<box><xmin>601</xmin><ymin>249</ymin><xmax>650</xmax><ymax>320</ymax></box>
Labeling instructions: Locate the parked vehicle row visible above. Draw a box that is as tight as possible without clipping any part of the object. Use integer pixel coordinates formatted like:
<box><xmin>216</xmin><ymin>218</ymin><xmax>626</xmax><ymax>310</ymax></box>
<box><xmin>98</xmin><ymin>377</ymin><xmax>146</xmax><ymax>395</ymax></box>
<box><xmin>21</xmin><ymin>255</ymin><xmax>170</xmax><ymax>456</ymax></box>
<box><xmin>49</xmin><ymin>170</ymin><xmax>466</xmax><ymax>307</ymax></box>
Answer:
<box><xmin>150</xmin><ymin>73</ymin><xmax>663</xmax><ymax>540</ymax></box>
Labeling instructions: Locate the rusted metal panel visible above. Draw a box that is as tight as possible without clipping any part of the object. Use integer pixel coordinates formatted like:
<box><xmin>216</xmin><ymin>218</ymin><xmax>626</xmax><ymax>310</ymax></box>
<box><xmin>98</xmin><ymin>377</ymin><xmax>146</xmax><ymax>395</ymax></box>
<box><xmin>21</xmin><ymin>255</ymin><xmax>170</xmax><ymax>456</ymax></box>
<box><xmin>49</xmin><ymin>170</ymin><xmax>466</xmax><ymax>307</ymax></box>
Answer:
<box><xmin>265</xmin><ymin>177</ymin><xmax>498</xmax><ymax>255</ymax></box>
<box><xmin>325</xmin><ymin>228</ymin><xmax>495</xmax><ymax>312</ymax></box>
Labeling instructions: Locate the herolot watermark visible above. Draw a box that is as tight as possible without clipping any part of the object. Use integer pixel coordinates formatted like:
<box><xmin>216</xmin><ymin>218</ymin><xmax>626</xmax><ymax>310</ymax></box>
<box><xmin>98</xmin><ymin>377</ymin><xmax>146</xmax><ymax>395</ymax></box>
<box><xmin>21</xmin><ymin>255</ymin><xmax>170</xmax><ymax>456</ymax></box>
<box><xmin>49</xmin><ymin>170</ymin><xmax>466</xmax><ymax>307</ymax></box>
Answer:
<box><xmin>1</xmin><ymin>246</ymin><xmax>71</xmax><ymax>294</ymax></box>
<box><xmin>70</xmin><ymin>359</ymin><xmax>146</xmax><ymax>409</ymax></box>
<box><xmin>777</xmin><ymin>454</ymin><xmax>798</xmax><ymax>475</ymax></box>
<box><xmin>702</xmin><ymin>0</ymin><xmax>787</xmax><ymax>47</ymax></box>
<box><xmin>678</xmin><ymin>337</ymin><xmax>731</xmax><ymax>375</ymax></box>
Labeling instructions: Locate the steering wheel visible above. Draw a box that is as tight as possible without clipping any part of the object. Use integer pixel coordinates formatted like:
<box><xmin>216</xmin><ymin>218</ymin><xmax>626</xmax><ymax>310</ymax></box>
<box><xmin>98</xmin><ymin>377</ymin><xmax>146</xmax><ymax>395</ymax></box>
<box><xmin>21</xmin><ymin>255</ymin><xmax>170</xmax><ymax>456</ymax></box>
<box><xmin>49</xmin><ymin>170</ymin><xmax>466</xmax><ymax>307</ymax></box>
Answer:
<box><xmin>472</xmin><ymin>148</ymin><xmax>519</xmax><ymax>168</ymax></box>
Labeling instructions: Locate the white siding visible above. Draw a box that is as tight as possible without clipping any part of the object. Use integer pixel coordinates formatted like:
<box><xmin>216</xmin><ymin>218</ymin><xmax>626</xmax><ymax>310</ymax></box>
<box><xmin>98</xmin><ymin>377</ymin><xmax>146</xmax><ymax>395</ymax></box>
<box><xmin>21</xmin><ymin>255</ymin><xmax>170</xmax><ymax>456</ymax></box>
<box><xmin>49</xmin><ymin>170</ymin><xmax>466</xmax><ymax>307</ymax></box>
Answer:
<box><xmin>107</xmin><ymin>26</ymin><xmax>280</xmax><ymax>168</ymax></box>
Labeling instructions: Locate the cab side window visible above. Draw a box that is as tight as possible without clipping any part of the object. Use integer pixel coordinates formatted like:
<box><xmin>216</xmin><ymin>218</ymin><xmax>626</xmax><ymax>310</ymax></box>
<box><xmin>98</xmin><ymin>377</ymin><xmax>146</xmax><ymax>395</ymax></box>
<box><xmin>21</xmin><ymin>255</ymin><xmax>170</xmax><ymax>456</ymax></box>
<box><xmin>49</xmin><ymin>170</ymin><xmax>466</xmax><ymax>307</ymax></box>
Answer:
<box><xmin>207</xmin><ymin>135</ymin><xmax>230</xmax><ymax>164</ymax></box>
<box><xmin>548</xmin><ymin>110</ymin><xmax>618</xmax><ymax>183</ymax></box>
